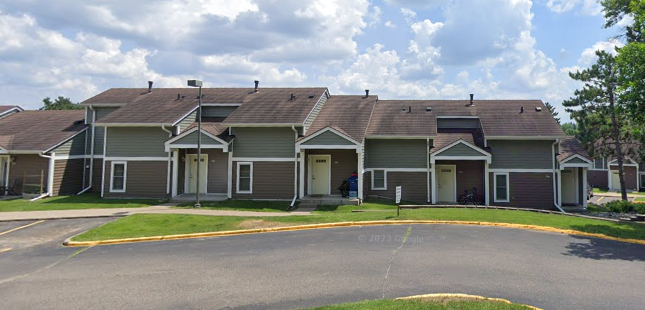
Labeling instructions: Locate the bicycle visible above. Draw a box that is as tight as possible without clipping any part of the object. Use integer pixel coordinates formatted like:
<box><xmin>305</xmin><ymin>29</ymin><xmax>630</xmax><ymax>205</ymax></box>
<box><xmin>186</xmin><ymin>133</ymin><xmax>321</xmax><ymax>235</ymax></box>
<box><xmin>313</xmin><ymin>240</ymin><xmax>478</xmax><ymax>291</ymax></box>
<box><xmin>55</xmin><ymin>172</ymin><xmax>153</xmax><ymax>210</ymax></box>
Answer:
<box><xmin>458</xmin><ymin>187</ymin><xmax>483</xmax><ymax>205</ymax></box>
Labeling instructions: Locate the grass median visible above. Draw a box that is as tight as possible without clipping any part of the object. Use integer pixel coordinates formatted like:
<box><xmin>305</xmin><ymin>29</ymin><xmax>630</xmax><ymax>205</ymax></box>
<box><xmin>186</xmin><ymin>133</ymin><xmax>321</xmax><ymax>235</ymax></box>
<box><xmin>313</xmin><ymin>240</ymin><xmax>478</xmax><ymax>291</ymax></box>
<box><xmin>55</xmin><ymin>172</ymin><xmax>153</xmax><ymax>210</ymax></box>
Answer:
<box><xmin>176</xmin><ymin>200</ymin><xmax>291</xmax><ymax>212</ymax></box>
<box><xmin>72</xmin><ymin>199</ymin><xmax>645</xmax><ymax>242</ymax></box>
<box><xmin>0</xmin><ymin>193</ymin><xmax>164</xmax><ymax>212</ymax></box>
<box><xmin>304</xmin><ymin>298</ymin><xmax>534</xmax><ymax>310</ymax></box>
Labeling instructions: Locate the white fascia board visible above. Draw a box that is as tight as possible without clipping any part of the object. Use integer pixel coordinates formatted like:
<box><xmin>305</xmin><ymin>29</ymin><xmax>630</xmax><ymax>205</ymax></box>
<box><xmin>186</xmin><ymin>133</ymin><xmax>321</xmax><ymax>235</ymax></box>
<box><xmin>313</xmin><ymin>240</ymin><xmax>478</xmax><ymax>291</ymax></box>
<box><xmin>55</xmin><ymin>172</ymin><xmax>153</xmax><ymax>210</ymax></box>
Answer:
<box><xmin>165</xmin><ymin>144</ymin><xmax>225</xmax><ymax>152</ymax></box>
<box><xmin>431</xmin><ymin>155</ymin><xmax>491</xmax><ymax>164</ymax></box>
<box><xmin>43</xmin><ymin>127</ymin><xmax>89</xmax><ymax>153</ymax></box>
<box><xmin>80</xmin><ymin>103</ymin><xmax>126</xmax><ymax>107</ymax></box>
<box><xmin>296</xmin><ymin>127</ymin><xmax>361</xmax><ymax>147</ymax></box>
<box><xmin>95</xmin><ymin>123</ymin><xmax>172</xmax><ymax>127</ymax></box>
<box><xmin>5</xmin><ymin>150</ymin><xmax>42</xmax><ymax>155</ymax></box>
<box><xmin>222</xmin><ymin>123</ymin><xmax>302</xmax><ymax>127</ymax></box>
<box><xmin>559</xmin><ymin>154</ymin><xmax>593</xmax><ymax>165</ymax></box>
<box><xmin>171</xmin><ymin>106</ymin><xmax>199</xmax><ymax>126</ymax></box>
<box><xmin>432</xmin><ymin>139</ymin><xmax>491</xmax><ymax>157</ymax></box>
<box><xmin>560</xmin><ymin>163</ymin><xmax>593</xmax><ymax>170</ymax></box>
<box><xmin>298</xmin><ymin>145</ymin><xmax>359</xmax><ymax>150</ymax></box>
<box><xmin>165</xmin><ymin>126</ymin><xmax>227</xmax><ymax>145</ymax></box>
<box><xmin>104</xmin><ymin>157</ymin><xmax>168</xmax><ymax>161</ymax></box>
<box><xmin>608</xmin><ymin>158</ymin><xmax>637</xmax><ymax>166</ymax></box>
<box><xmin>485</xmin><ymin>136</ymin><xmax>566</xmax><ymax>140</ymax></box>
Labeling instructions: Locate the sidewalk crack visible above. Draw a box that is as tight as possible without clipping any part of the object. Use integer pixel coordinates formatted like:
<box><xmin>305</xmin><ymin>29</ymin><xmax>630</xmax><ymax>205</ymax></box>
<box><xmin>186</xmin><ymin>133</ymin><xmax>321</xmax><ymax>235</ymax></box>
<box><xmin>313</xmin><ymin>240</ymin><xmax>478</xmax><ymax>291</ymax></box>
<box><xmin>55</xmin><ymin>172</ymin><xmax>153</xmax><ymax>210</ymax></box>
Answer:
<box><xmin>381</xmin><ymin>225</ymin><xmax>412</xmax><ymax>298</ymax></box>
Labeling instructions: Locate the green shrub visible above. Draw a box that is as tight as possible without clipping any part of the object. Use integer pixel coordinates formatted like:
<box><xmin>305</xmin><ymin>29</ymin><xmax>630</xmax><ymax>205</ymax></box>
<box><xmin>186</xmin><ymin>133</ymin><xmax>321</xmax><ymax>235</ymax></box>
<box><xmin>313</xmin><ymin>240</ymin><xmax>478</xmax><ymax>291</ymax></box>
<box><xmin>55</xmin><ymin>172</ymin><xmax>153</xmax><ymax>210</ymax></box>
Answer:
<box><xmin>603</xmin><ymin>200</ymin><xmax>645</xmax><ymax>214</ymax></box>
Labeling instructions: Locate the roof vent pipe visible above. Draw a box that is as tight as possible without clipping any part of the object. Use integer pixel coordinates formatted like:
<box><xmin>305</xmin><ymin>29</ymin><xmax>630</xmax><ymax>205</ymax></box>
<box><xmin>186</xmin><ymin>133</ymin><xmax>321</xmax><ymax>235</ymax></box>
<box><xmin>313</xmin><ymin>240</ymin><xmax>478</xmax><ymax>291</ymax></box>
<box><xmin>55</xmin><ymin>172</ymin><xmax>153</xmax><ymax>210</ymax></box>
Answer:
<box><xmin>290</xmin><ymin>94</ymin><xmax>296</xmax><ymax>100</ymax></box>
<box><xmin>408</xmin><ymin>106</ymin><xmax>411</xmax><ymax>113</ymax></box>
<box><xmin>520</xmin><ymin>107</ymin><xmax>525</xmax><ymax>113</ymax></box>
<box><xmin>254</xmin><ymin>80</ymin><xmax>259</xmax><ymax>92</ymax></box>
<box><xmin>148</xmin><ymin>81</ymin><xmax>153</xmax><ymax>93</ymax></box>
<box><xmin>365</xmin><ymin>89</ymin><xmax>369</xmax><ymax>97</ymax></box>
<box><xmin>469</xmin><ymin>93</ymin><xmax>474</xmax><ymax>106</ymax></box>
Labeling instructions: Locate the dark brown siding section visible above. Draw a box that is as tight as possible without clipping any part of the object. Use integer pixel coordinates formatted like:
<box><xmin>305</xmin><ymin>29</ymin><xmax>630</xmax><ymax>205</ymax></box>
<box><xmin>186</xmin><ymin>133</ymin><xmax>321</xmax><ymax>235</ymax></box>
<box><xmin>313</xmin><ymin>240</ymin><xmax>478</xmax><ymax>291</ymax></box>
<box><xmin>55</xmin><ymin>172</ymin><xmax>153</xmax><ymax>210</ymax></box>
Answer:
<box><xmin>8</xmin><ymin>155</ymin><xmax>49</xmax><ymax>194</ymax></box>
<box><xmin>306</xmin><ymin>150</ymin><xmax>358</xmax><ymax>195</ymax></box>
<box><xmin>588</xmin><ymin>170</ymin><xmax>608</xmax><ymax>189</ymax></box>
<box><xmin>184</xmin><ymin>149</ymin><xmax>228</xmax><ymax>194</ymax></box>
<box><xmin>436</xmin><ymin>160</ymin><xmax>485</xmax><ymax>199</ymax></box>
<box><xmin>610</xmin><ymin>166</ymin><xmax>638</xmax><ymax>190</ymax></box>
<box><xmin>53</xmin><ymin>159</ymin><xmax>84</xmax><ymax>196</ymax></box>
<box><xmin>103</xmin><ymin>160</ymin><xmax>169</xmax><ymax>198</ymax></box>
<box><xmin>232</xmin><ymin>161</ymin><xmax>294</xmax><ymax>199</ymax></box>
<box><xmin>87</xmin><ymin>158</ymin><xmax>103</xmax><ymax>193</ymax></box>
<box><xmin>489</xmin><ymin>172</ymin><xmax>554</xmax><ymax>210</ymax></box>
<box><xmin>178</xmin><ymin>149</ymin><xmax>186</xmax><ymax>195</ymax></box>
<box><xmin>365</xmin><ymin>171</ymin><xmax>428</xmax><ymax>204</ymax></box>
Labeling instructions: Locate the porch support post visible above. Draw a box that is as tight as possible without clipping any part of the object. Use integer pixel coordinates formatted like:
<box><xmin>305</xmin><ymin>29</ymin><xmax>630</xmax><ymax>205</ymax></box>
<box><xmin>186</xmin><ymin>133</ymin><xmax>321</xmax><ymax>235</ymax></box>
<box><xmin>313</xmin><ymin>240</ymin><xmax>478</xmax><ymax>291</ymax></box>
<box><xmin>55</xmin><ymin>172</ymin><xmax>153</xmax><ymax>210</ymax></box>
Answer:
<box><xmin>426</xmin><ymin>138</ymin><xmax>430</xmax><ymax>203</ymax></box>
<box><xmin>172</xmin><ymin>149</ymin><xmax>178</xmax><ymax>197</ymax></box>
<box><xmin>357</xmin><ymin>149</ymin><xmax>363</xmax><ymax>200</ymax></box>
<box><xmin>431</xmin><ymin>159</ymin><xmax>437</xmax><ymax>204</ymax></box>
<box><xmin>299</xmin><ymin>151</ymin><xmax>305</xmax><ymax>198</ymax></box>
<box><xmin>227</xmin><ymin>150</ymin><xmax>232</xmax><ymax>199</ymax></box>
<box><xmin>582</xmin><ymin>168</ymin><xmax>588</xmax><ymax>207</ymax></box>
<box><xmin>484</xmin><ymin>162</ymin><xmax>490</xmax><ymax>206</ymax></box>
<box><xmin>557</xmin><ymin>170</ymin><xmax>562</xmax><ymax>207</ymax></box>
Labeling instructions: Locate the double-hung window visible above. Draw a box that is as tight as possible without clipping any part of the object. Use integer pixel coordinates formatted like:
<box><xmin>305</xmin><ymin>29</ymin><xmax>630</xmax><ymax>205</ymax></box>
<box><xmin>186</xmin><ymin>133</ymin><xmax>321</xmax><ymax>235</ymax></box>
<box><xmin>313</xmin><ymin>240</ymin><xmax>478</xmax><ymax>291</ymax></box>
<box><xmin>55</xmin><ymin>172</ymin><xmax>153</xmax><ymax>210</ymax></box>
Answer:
<box><xmin>494</xmin><ymin>173</ymin><xmax>509</xmax><ymax>203</ymax></box>
<box><xmin>593</xmin><ymin>157</ymin><xmax>606</xmax><ymax>170</ymax></box>
<box><xmin>110</xmin><ymin>162</ymin><xmax>127</xmax><ymax>193</ymax></box>
<box><xmin>237</xmin><ymin>162</ymin><xmax>253</xmax><ymax>194</ymax></box>
<box><xmin>371</xmin><ymin>170</ymin><xmax>386</xmax><ymax>190</ymax></box>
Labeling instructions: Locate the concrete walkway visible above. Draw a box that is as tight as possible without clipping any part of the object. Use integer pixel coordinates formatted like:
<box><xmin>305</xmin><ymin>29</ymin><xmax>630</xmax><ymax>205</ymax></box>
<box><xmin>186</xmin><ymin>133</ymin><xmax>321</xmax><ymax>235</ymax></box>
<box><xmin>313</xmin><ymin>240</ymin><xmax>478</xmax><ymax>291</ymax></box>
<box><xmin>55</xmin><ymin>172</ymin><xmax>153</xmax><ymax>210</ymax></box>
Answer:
<box><xmin>0</xmin><ymin>204</ymin><xmax>313</xmax><ymax>221</ymax></box>
<box><xmin>595</xmin><ymin>191</ymin><xmax>641</xmax><ymax>198</ymax></box>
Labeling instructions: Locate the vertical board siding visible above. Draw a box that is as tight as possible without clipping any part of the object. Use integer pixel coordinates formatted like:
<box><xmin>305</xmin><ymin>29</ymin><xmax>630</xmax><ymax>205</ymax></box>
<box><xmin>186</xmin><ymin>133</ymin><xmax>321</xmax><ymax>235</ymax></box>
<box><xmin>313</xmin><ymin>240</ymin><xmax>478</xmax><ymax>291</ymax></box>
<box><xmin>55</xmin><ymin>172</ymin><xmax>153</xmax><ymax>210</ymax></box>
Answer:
<box><xmin>303</xmin><ymin>131</ymin><xmax>355</xmax><ymax>145</ymax></box>
<box><xmin>232</xmin><ymin>127</ymin><xmax>295</xmax><ymax>158</ymax></box>
<box><xmin>202</xmin><ymin>106</ymin><xmax>238</xmax><ymax>118</ymax></box>
<box><xmin>106</xmin><ymin>127</ymin><xmax>169</xmax><ymax>157</ymax></box>
<box><xmin>8</xmin><ymin>155</ymin><xmax>49</xmax><ymax>194</ymax></box>
<box><xmin>307</xmin><ymin>150</ymin><xmax>358</xmax><ymax>195</ymax></box>
<box><xmin>365</xmin><ymin>171</ymin><xmax>428</xmax><ymax>203</ymax></box>
<box><xmin>53</xmin><ymin>159</ymin><xmax>84</xmax><ymax>195</ymax></box>
<box><xmin>104</xmin><ymin>160</ymin><xmax>169</xmax><ymax>198</ymax></box>
<box><xmin>436</xmin><ymin>118</ymin><xmax>481</xmax><ymax>129</ymax></box>
<box><xmin>184</xmin><ymin>149</ymin><xmax>228</xmax><ymax>193</ymax></box>
<box><xmin>434</xmin><ymin>143</ymin><xmax>485</xmax><ymax>157</ymax></box>
<box><xmin>303</xmin><ymin>94</ymin><xmax>328</xmax><ymax>133</ymax></box>
<box><xmin>51</xmin><ymin>131</ymin><xmax>87</xmax><ymax>156</ymax></box>
<box><xmin>232</xmin><ymin>161</ymin><xmax>294</xmax><ymax>199</ymax></box>
<box><xmin>436</xmin><ymin>160</ymin><xmax>485</xmax><ymax>200</ymax></box>
<box><xmin>488</xmin><ymin>140</ymin><xmax>554</xmax><ymax>169</ymax></box>
<box><xmin>175</xmin><ymin>109</ymin><xmax>197</xmax><ymax>132</ymax></box>
<box><xmin>365</xmin><ymin>139</ymin><xmax>427</xmax><ymax>168</ymax></box>
<box><xmin>588</xmin><ymin>170</ymin><xmax>608</xmax><ymax>189</ymax></box>
<box><xmin>488</xmin><ymin>172</ymin><xmax>554</xmax><ymax>210</ymax></box>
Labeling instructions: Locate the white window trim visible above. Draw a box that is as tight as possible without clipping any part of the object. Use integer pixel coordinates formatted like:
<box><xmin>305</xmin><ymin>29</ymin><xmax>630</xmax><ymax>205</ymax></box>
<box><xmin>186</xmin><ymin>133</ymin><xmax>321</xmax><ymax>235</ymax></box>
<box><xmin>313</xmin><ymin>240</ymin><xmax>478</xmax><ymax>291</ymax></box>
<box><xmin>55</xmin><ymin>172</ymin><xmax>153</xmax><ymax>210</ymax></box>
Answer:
<box><xmin>236</xmin><ymin>162</ymin><xmax>253</xmax><ymax>194</ymax></box>
<box><xmin>110</xmin><ymin>161</ymin><xmax>127</xmax><ymax>193</ymax></box>
<box><xmin>493</xmin><ymin>172</ymin><xmax>510</xmax><ymax>203</ymax></box>
<box><xmin>593</xmin><ymin>157</ymin><xmax>607</xmax><ymax>170</ymax></box>
<box><xmin>371</xmin><ymin>170</ymin><xmax>387</xmax><ymax>190</ymax></box>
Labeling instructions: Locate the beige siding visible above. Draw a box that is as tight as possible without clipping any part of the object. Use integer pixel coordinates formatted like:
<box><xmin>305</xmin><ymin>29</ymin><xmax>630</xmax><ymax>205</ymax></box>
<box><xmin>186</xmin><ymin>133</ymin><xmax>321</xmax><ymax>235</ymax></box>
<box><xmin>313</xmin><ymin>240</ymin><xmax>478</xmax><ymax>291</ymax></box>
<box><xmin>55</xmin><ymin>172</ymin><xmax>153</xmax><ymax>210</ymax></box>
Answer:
<box><xmin>52</xmin><ymin>159</ymin><xmax>84</xmax><ymax>196</ymax></box>
<box><xmin>232</xmin><ymin>161</ymin><xmax>294</xmax><ymax>199</ymax></box>
<box><xmin>365</xmin><ymin>171</ymin><xmax>428</xmax><ymax>204</ymax></box>
<box><xmin>103</xmin><ymin>160</ymin><xmax>169</xmax><ymax>198</ymax></box>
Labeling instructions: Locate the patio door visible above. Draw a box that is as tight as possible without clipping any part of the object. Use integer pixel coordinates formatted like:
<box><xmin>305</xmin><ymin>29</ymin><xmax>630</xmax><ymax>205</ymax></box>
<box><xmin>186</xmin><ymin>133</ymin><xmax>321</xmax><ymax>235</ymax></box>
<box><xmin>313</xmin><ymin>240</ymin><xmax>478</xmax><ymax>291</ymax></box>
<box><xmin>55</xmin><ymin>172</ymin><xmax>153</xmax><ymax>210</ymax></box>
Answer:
<box><xmin>561</xmin><ymin>168</ymin><xmax>577</xmax><ymax>205</ymax></box>
<box><xmin>437</xmin><ymin>165</ymin><xmax>456</xmax><ymax>203</ymax></box>
<box><xmin>310</xmin><ymin>155</ymin><xmax>330</xmax><ymax>195</ymax></box>
<box><xmin>186</xmin><ymin>154</ymin><xmax>207</xmax><ymax>194</ymax></box>
<box><xmin>611</xmin><ymin>171</ymin><xmax>621</xmax><ymax>191</ymax></box>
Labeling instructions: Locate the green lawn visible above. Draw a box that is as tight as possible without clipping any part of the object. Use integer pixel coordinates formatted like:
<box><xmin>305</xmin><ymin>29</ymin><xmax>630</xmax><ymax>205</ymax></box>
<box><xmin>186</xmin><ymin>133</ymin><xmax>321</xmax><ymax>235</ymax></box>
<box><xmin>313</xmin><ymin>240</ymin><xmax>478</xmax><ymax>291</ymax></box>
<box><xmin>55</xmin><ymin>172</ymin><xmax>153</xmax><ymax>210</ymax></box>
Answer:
<box><xmin>72</xmin><ymin>198</ymin><xmax>645</xmax><ymax>242</ymax></box>
<box><xmin>177</xmin><ymin>200</ymin><xmax>291</xmax><ymax>212</ymax></box>
<box><xmin>636</xmin><ymin>197</ymin><xmax>645</xmax><ymax>202</ymax></box>
<box><xmin>305</xmin><ymin>298</ymin><xmax>533</xmax><ymax>310</ymax></box>
<box><xmin>0</xmin><ymin>194</ymin><xmax>164</xmax><ymax>212</ymax></box>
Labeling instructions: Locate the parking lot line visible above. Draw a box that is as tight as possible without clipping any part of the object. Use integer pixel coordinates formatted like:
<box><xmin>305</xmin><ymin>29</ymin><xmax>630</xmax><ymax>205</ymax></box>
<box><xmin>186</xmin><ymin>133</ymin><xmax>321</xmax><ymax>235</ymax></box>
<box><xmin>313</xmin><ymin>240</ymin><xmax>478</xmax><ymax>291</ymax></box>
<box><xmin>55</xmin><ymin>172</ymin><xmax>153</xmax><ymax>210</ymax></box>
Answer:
<box><xmin>595</xmin><ymin>197</ymin><xmax>604</xmax><ymax>204</ymax></box>
<box><xmin>0</xmin><ymin>248</ymin><xmax>11</xmax><ymax>254</ymax></box>
<box><xmin>0</xmin><ymin>220</ymin><xmax>45</xmax><ymax>237</ymax></box>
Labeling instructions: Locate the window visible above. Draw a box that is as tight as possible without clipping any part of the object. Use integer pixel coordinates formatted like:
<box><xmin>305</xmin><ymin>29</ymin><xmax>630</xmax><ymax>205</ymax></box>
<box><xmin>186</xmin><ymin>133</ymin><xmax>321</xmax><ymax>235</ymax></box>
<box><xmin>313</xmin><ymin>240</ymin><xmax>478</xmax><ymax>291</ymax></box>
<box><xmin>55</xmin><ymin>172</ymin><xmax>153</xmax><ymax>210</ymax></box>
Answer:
<box><xmin>593</xmin><ymin>157</ymin><xmax>606</xmax><ymax>170</ymax></box>
<box><xmin>236</xmin><ymin>162</ymin><xmax>253</xmax><ymax>194</ymax></box>
<box><xmin>110</xmin><ymin>161</ymin><xmax>127</xmax><ymax>193</ymax></box>
<box><xmin>371</xmin><ymin>170</ymin><xmax>386</xmax><ymax>190</ymax></box>
<box><xmin>494</xmin><ymin>173</ymin><xmax>509</xmax><ymax>202</ymax></box>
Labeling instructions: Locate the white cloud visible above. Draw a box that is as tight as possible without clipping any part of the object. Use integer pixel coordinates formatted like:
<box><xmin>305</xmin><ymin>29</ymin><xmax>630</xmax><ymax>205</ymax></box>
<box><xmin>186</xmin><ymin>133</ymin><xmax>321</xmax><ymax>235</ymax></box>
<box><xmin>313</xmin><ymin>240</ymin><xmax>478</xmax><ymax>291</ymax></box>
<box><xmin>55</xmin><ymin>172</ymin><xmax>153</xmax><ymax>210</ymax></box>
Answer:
<box><xmin>577</xmin><ymin>40</ymin><xmax>623</xmax><ymax>67</ymax></box>
<box><xmin>386</xmin><ymin>0</ymin><xmax>451</xmax><ymax>9</ymax></box>
<box><xmin>384</xmin><ymin>20</ymin><xmax>396</xmax><ymax>28</ymax></box>
<box><xmin>546</xmin><ymin>0</ymin><xmax>602</xmax><ymax>16</ymax></box>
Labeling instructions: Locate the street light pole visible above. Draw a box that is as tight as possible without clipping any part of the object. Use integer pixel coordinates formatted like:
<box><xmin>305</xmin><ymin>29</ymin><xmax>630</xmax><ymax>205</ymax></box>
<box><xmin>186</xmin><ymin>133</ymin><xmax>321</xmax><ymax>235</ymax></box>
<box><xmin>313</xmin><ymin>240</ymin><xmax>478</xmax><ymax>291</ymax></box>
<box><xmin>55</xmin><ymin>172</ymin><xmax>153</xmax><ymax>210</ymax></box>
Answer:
<box><xmin>187</xmin><ymin>79</ymin><xmax>203</xmax><ymax>208</ymax></box>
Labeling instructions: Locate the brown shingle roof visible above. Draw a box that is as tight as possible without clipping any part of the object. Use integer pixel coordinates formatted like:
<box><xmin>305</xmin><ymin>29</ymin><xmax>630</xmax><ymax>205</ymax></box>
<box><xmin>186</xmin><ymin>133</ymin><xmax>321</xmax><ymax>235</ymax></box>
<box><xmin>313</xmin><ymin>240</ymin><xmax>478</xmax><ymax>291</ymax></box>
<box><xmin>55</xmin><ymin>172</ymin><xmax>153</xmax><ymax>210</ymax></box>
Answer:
<box><xmin>182</xmin><ymin>117</ymin><xmax>228</xmax><ymax>138</ymax></box>
<box><xmin>558</xmin><ymin>137</ymin><xmax>591</xmax><ymax>162</ymax></box>
<box><xmin>366</xmin><ymin>100</ymin><xmax>437</xmax><ymax>137</ymax></box>
<box><xmin>0</xmin><ymin>106</ymin><xmax>20</xmax><ymax>114</ymax></box>
<box><xmin>431</xmin><ymin>130</ymin><xmax>487</xmax><ymax>154</ymax></box>
<box><xmin>221</xmin><ymin>88</ymin><xmax>328</xmax><ymax>125</ymax></box>
<box><xmin>367</xmin><ymin>100</ymin><xmax>565</xmax><ymax>138</ymax></box>
<box><xmin>0</xmin><ymin>110</ymin><xmax>87</xmax><ymax>152</ymax></box>
<box><xmin>303</xmin><ymin>95</ymin><xmax>377</xmax><ymax>141</ymax></box>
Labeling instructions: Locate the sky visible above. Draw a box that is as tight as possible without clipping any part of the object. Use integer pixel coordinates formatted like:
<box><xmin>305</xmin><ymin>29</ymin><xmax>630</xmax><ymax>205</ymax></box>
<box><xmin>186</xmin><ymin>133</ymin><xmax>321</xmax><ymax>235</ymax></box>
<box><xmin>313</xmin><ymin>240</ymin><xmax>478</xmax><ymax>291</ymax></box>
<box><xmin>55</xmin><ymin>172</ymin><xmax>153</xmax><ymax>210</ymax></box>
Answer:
<box><xmin>0</xmin><ymin>0</ymin><xmax>631</xmax><ymax>122</ymax></box>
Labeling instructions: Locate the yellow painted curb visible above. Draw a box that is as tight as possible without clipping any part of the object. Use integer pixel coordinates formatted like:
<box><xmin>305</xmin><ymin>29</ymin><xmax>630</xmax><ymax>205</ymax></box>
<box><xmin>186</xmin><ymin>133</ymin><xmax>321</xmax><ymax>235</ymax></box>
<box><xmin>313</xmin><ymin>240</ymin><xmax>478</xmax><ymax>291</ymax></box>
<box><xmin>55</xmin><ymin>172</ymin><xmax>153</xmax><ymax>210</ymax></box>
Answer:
<box><xmin>396</xmin><ymin>293</ymin><xmax>543</xmax><ymax>310</ymax></box>
<box><xmin>64</xmin><ymin>219</ymin><xmax>645</xmax><ymax>247</ymax></box>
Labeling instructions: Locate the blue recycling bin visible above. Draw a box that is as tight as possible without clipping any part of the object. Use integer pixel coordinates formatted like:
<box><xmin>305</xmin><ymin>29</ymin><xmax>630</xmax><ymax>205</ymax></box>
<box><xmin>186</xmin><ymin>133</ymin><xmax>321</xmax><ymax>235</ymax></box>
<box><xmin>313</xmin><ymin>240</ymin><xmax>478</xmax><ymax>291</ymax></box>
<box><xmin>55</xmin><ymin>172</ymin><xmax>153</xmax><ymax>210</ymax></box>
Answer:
<box><xmin>348</xmin><ymin>176</ymin><xmax>358</xmax><ymax>198</ymax></box>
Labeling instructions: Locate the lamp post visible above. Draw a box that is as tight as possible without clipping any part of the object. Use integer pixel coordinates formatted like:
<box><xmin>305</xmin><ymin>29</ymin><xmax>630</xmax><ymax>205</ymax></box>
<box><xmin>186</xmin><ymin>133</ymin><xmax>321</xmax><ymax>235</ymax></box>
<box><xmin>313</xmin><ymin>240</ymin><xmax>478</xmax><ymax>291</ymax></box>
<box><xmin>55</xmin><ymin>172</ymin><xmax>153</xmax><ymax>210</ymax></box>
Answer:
<box><xmin>187</xmin><ymin>79</ymin><xmax>203</xmax><ymax>208</ymax></box>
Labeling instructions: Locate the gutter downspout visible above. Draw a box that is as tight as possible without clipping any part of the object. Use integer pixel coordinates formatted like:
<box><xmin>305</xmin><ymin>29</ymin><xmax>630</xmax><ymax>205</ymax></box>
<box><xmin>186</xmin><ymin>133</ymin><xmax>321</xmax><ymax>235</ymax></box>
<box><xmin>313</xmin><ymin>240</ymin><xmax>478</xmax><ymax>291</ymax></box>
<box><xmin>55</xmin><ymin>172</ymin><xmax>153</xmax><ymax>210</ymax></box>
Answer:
<box><xmin>34</xmin><ymin>152</ymin><xmax>55</xmax><ymax>201</ymax></box>
<box><xmin>291</xmin><ymin>125</ymin><xmax>298</xmax><ymax>209</ymax></box>
<box><xmin>161</xmin><ymin>125</ymin><xmax>173</xmax><ymax>195</ymax></box>
<box><xmin>77</xmin><ymin>105</ymin><xmax>95</xmax><ymax>195</ymax></box>
<box><xmin>552</xmin><ymin>139</ymin><xmax>564</xmax><ymax>213</ymax></box>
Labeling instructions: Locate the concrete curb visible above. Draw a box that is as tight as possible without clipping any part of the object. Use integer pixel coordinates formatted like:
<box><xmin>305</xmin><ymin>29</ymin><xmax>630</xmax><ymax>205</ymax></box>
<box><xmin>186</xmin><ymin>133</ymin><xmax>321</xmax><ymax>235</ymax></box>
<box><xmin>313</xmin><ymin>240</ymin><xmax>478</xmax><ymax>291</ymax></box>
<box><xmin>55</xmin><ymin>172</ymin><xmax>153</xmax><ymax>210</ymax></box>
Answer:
<box><xmin>63</xmin><ymin>219</ymin><xmax>645</xmax><ymax>247</ymax></box>
<box><xmin>396</xmin><ymin>293</ymin><xmax>543</xmax><ymax>310</ymax></box>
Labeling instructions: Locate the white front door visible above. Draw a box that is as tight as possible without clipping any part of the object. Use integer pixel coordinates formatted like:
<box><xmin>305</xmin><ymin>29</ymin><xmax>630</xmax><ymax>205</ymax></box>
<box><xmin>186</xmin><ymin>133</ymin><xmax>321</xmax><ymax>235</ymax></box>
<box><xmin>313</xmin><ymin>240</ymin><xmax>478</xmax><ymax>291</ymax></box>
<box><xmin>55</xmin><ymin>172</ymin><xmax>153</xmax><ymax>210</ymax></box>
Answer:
<box><xmin>437</xmin><ymin>165</ymin><xmax>456</xmax><ymax>203</ymax></box>
<box><xmin>611</xmin><ymin>170</ymin><xmax>621</xmax><ymax>190</ymax></box>
<box><xmin>310</xmin><ymin>155</ymin><xmax>330</xmax><ymax>195</ymax></box>
<box><xmin>561</xmin><ymin>168</ymin><xmax>577</xmax><ymax>205</ymax></box>
<box><xmin>187</xmin><ymin>154</ymin><xmax>207</xmax><ymax>194</ymax></box>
